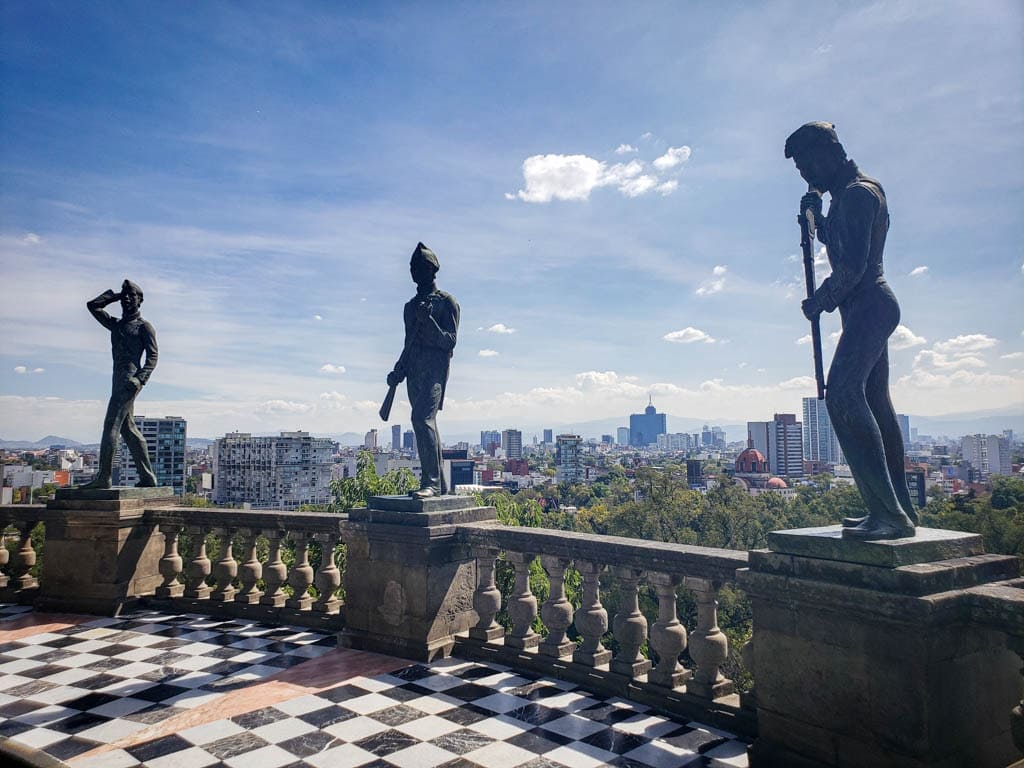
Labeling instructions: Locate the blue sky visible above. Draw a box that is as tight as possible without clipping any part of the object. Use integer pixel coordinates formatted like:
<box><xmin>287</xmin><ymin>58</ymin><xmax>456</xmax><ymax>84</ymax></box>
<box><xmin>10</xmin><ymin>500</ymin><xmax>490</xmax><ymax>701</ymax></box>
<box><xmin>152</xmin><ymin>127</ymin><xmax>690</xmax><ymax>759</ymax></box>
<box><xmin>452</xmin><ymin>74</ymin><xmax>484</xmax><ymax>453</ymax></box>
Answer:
<box><xmin>1</xmin><ymin>1</ymin><xmax>1022</xmax><ymax>442</ymax></box>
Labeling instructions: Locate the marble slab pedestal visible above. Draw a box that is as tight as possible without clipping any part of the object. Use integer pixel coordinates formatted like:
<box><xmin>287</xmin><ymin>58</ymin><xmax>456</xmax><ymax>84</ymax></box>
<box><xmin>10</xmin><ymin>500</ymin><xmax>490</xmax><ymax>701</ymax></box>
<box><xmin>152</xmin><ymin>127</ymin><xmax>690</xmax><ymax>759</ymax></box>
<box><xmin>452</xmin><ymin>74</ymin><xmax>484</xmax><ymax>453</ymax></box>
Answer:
<box><xmin>738</xmin><ymin>525</ymin><xmax>1020</xmax><ymax>768</ymax></box>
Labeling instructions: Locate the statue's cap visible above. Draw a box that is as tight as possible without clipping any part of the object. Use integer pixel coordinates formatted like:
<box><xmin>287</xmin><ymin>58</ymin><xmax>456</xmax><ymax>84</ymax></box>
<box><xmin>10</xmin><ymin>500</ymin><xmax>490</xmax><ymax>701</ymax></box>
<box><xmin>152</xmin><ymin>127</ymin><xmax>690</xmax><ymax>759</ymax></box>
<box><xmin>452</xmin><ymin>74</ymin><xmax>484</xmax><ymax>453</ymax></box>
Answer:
<box><xmin>410</xmin><ymin>242</ymin><xmax>439</xmax><ymax>271</ymax></box>
<box><xmin>785</xmin><ymin>121</ymin><xmax>840</xmax><ymax>158</ymax></box>
<box><xmin>121</xmin><ymin>279</ymin><xmax>143</xmax><ymax>299</ymax></box>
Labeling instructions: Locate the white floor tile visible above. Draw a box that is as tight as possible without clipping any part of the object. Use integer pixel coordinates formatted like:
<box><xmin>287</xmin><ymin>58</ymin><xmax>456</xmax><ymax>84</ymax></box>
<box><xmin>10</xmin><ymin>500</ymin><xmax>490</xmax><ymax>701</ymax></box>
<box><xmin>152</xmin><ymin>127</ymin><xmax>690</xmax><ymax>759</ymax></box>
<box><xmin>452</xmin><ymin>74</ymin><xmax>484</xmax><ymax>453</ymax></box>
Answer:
<box><xmin>163</xmin><ymin>689</ymin><xmax>224</xmax><ymax>709</ymax></box>
<box><xmin>223</xmin><ymin>744</ymin><xmax>295</xmax><ymax>768</ymax></box>
<box><xmin>385</xmin><ymin>741</ymin><xmax>460</xmax><ymax>768</ymax></box>
<box><xmin>462</xmin><ymin>741</ymin><xmax>537</xmax><ymax>768</ymax></box>
<box><xmin>76</xmin><ymin>716</ymin><xmax>149</xmax><ymax>742</ymax></box>
<box><xmin>323</xmin><ymin>714</ymin><xmax>389</xmax><ymax>742</ymax></box>
<box><xmin>337</xmin><ymin>691</ymin><xmax>395</xmax><ymax>714</ymax></box>
<box><xmin>473</xmin><ymin>691</ymin><xmax>528</xmax><ymax>714</ymax></box>
<box><xmin>145</xmin><ymin>745</ymin><xmax>219</xmax><ymax>768</ymax></box>
<box><xmin>12</xmin><ymin>705</ymin><xmax>76</xmax><ymax>727</ymax></box>
<box><xmin>704</xmin><ymin>739</ymin><xmax>750</xmax><ymax>766</ymax></box>
<box><xmin>466</xmin><ymin>713</ymin><xmax>531</xmax><ymax>740</ymax></box>
<box><xmin>271</xmin><ymin>693</ymin><xmax>330</xmax><ymax>716</ymax></box>
<box><xmin>393</xmin><ymin>713</ymin><xmax>462</xmax><ymax>740</ymax></box>
<box><xmin>179</xmin><ymin>717</ymin><xmax>247</xmax><ymax>745</ymax></box>
<box><xmin>10</xmin><ymin>726</ymin><xmax>68</xmax><ymax>749</ymax></box>
<box><xmin>622</xmin><ymin>740</ymin><xmax>703</xmax><ymax>768</ymax></box>
<box><xmin>72</xmin><ymin>748</ymin><xmax>141</xmax><ymax>768</ymax></box>
<box><xmin>250</xmin><ymin>716</ymin><xmax>317</xmax><ymax>743</ymax></box>
<box><xmin>613</xmin><ymin>713</ymin><xmax>683</xmax><ymax>738</ymax></box>
<box><xmin>89</xmin><ymin>696</ymin><xmax>159</xmax><ymax>718</ymax></box>
<box><xmin>37</xmin><ymin>667</ymin><xmax>96</xmax><ymax>687</ymax></box>
<box><xmin>544</xmin><ymin>741</ymin><xmax>619</xmax><ymax>768</ymax></box>
<box><xmin>404</xmin><ymin>692</ymin><xmax>460</xmax><ymax>714</ymax></box>
<box><xmin>540</xmin><ymin>714</ymin><xmax>607</xmax><ymax>740</ymax></box>
<box><xmin>305</xmin><ymin>743</ymin><xmax>377</xmax><ymax>768</ymax></box>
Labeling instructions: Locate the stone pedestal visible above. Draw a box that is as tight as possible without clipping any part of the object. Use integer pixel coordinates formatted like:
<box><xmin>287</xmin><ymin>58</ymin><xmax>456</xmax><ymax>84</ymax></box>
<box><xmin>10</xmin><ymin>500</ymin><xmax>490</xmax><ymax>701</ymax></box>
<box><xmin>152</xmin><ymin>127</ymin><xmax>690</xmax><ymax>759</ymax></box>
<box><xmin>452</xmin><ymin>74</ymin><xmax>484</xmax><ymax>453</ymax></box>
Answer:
<box><xmin>339</xmin><ymin>495</ymin><xmax>496</xmax><ymax>662</ymax></box>
<box><xmin>738</xmin><ymin>526</ymin><xmax>1021</xmax><ymax>768</ymax></box>
<box><xmin>36</xmin><ymin>487</ymin><xmax>175</xmax><ymax>615</ymax></box>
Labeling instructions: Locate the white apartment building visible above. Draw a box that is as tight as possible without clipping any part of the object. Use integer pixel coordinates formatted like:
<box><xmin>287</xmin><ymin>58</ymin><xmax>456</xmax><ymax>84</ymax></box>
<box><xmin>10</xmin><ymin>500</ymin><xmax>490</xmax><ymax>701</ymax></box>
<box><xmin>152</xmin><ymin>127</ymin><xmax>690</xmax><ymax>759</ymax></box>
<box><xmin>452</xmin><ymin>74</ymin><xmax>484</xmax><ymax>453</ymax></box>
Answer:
<box><xmin>213</xmin><ymin>431</ymin><xmax>335</xmax><ymax>509</ymax></box>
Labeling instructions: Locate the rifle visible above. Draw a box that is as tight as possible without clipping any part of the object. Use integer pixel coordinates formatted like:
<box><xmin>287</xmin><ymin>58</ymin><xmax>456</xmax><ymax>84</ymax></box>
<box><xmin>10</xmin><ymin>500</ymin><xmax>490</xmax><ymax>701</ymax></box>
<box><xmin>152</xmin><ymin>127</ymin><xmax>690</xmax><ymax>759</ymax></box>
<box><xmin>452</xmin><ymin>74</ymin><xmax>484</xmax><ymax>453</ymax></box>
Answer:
<box><xmin>379</xmin><ymin>298</ymin><xmax>426</xmax><ymax>421</ymax></box>
<box><xmin>800</xmin><ymin>186</ymin><xmax>826</xmax><ymax>401</ymax></box>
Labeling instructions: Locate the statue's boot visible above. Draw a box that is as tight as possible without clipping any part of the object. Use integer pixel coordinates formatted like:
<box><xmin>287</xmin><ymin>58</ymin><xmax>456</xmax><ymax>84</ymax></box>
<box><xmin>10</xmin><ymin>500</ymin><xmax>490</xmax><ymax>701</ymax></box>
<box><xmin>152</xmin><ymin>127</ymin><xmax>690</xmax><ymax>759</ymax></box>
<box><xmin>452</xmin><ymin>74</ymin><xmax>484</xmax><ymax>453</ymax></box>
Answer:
<box><xmin>842</xmin><ymin>513</ymin><xmax>915</xmax><ymax>541</ymax></box>
<box><xmin>80</xmin><ymin>477</ymin><xmax>112</xmax><ymax>490</ymax></box>
<box><xmin>136</xmin><ymin>477</ymin><xmax>157</xmax><ymax>487</ymax></box>
<box><xmin>410</xmin><ymin>486</ymin><xmax>440</xmax><ymax>499</ymax></box>
<box><xmin>841</xmin><ymin>515</ymin><xmax>867</xmax><ymax>527</ymax></box>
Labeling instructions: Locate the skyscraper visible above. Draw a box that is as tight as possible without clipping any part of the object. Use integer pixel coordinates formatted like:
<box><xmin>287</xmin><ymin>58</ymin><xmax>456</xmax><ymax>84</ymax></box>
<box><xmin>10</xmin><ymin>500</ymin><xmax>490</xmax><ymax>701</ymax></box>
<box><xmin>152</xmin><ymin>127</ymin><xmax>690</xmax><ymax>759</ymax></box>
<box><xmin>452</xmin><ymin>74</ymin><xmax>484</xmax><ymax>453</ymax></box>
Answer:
<box><xmin>749</xmin><ymin>415</ymin><xmax>804</xmax><ymax>477</ymax></box>
<box><xmin>617</xmin><ymin>427</ymin><xmax>630</xmax><ymax>446</ymax></box>
<box><xmin>802</xmin><ymin>397</ymin><xmax>843</xmax><ymax>465</ymax></box>
<box><xmin>403</xmin><ymin>429</ymin><xmax>416</xmax><ymax>456</ymax></box>
<box><xmin>629</xmin><ymin>398</ymin><xmax>667</xmax><ymax>447</ymax></box>
<box><xmin>543</xmin><ymin>429</ymin><xmax>553</xmax><ymax>444</ymax></box>
<box><xmin>391</xmin><ymin>424</ymin><xmax>401</xmax><ymax>450</ymax></box>
<box><xmin>480</xmin><ymin>430</ymin><xmax>501</xmax><ymax>453</ymax></box>
<box><xmin>212</xmin><ymin>431</ymin><xmax>334</xmax><ymax>509</ymax></box>
<box><xmin>962</xmin><ymin>434</ymin><xmax>1011</xmax><ymax>477</ymax></box>
<box><xmin>555</xmin><ymin>434</ymin><xmax>583</xmax><ymax>483</ymax></box>
<box><xmin>897</xmin><ymin>414</ymin><xmax>911</xmax><ymax>447</ymax></box>
<box><xmin>502</xmin><ymin>429</ymin><xmax>523</xmax><ymax>459</ymax></box>
<box><xmin>116</xmin><ymin>415</ymin><xmax>186</xmax><ymax>494</ymax></box>
<box><xmin>364</xmin><ymin>429</ymin><xmax>378</xmax><ymax>449</ymax></box>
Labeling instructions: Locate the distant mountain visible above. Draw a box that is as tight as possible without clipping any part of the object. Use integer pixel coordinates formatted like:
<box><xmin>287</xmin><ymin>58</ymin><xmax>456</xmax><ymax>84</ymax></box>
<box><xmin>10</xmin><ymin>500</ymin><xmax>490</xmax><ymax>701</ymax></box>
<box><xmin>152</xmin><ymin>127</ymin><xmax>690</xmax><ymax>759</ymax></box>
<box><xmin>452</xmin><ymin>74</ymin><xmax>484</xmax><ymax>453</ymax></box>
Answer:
<box><xmin>0</xmin><ymin>435</ymin><xmax>85</xmax><ymax>450</ymax></box>
<box><xmin>909</xmin><ymin>406</ymin><xmax>1024</xmax><ymax>440</ymax></box>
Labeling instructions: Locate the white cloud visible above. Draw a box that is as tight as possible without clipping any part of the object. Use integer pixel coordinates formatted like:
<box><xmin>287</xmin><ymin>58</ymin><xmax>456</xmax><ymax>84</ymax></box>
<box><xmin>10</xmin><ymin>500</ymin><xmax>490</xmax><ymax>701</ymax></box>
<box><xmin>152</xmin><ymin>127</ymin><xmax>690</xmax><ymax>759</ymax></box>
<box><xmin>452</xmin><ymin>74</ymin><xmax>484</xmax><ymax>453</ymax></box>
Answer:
<box><xmin>319</xmin><ymin>391</ymin><xmax>347</xmax><ymax>403</ymax></box>
<box><xmin>511</xmin><ymin>147</ymin><xmax>687</xmax><ymax>203</ymax></box>
<box><xmin>22</xmin><ymin>233</ymin><xmax>41</xmax><ymax>245</ymax></box>
<box><xmin>796</xmin><ymin>334</ymin><xmax>812</xmax><ymax>345</ymax></box>
<box><xmin>696</xmin><ymin>265</ymin><xmax>727</xmax><ymax>296</ymax></box>
<box><xmin>615</xmin><ymin>144</ymin><xmax>637</xmax><ymax>154</ymax></box>
<box><xmin>934</xmin><ymin>333</ymin><xmax>998</xmax><ymax>355</ymax></box>
<box><xmin>485</xmin><ymin>323</ymin><xmax>516</xmax><ymax>334</ymax></box>
<box><xmin>909</xmin><ymin>266</ymin><xmax>928</xmax><ymax>277</ymax></box>
<box><xmin>32</xmin><ymin>368</ymin><xmax>44</xmax><ymax>374</ymax></box>
<box><xmin>1001</xmin><ymin>352</ymin><xmax>1024</xmax><ymax>360</ymax></box>
<box><xmin>652</xmin><ymin>146</ymin><xmax>692</xmax><ymax>171</ymax></box>
<box><xmin>779</xmin><ymin>375</ymin><xmax>817</xmax><ymax>390</ymax></box>
<box><xmin>664</xmin><ymin>327</ymin><xmax>716</xmax><ymax>344</ymax></box>
<box><xmin>12</xmin><ymin>365</ymin><xmax>44</xmax><ymax>375</ymax></box>
<box><xmin>256</xmin><ymin>399</ymin><xmax>313</xmax><ymax>414</ymax></box>
<box><xmin>914</xmin><ymin>350</ymin><xmax>986</xmax><ymax>370</ymax></box>
<box><xmin>14</xmin><ymin>366</ymin><xmax>27</xmax><ymax>374</ymax></box>
<box><xmin>313</xmin><ymin>314</ymin><xmax>323</xmax><ymax>320</ymax></box>
<box><xmin>320</xmin><ymin>363</ymin><xmax>346</xmax><ymax>375</ymax></box>
<box><xmin>478</xmin><ymin>349</ymin><xmax>499</xmax><ymax>357</ymax></box>
<box><xmin>640</xmin><ymin>131</ymin><xmax>653</xmax><ymax>140</ymax></box>
<box><xmin>890</xmin><ymin>325</ymin><xmax>927</xmax><ymax>351</ymax></box>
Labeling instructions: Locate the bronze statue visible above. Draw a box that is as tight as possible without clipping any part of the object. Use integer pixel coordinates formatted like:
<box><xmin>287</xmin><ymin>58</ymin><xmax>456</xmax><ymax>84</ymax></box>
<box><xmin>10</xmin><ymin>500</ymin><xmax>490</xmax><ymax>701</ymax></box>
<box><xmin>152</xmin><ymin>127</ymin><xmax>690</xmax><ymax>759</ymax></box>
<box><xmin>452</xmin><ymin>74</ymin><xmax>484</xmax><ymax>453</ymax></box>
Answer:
<box><xmin>82</xmin><ymin>280</ymin><xmax>159</xmax><ymax>489</ymax></box>
<box><xmin>384</xmin><ymin>243</ymin><xmax>460</xmax><ymax>498</ymax></box>
<box><xmin>786</xmin><ymin>122</ymin><xmax>917</xmax><ymax>540</ymax></box>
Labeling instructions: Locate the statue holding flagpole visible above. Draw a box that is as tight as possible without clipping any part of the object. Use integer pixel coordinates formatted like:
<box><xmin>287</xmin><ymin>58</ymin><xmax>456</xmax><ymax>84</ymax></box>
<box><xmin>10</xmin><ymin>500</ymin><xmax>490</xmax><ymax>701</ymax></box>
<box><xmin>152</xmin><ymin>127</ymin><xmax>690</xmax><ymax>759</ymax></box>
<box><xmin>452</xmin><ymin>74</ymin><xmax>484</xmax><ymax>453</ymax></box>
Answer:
<box><xmin>785</xmin><ymin>122</ymin><xmax>916</xmax><ymax>540</ymax></box>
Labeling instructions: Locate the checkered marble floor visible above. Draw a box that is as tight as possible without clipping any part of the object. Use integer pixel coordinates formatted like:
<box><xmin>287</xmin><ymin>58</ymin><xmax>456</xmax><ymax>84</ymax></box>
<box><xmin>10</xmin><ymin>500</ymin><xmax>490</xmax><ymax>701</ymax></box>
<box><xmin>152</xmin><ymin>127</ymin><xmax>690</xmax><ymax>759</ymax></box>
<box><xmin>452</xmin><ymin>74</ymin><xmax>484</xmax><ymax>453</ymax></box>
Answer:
<box><xmin>0</xmin><ymin>606</ymin><xmax>749</xmax><ymax>768</ymax></box>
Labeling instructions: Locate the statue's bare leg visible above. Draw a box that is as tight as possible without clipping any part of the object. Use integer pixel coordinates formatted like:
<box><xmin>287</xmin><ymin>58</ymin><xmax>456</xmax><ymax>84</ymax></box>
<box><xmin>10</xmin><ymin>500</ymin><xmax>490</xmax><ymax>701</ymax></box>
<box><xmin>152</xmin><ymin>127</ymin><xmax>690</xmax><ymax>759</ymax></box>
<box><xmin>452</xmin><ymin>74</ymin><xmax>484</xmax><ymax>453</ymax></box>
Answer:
<box><xmin>81</xmin><ymin>392</ymin><xmax>126</xmax><ymax>489</ymax></box>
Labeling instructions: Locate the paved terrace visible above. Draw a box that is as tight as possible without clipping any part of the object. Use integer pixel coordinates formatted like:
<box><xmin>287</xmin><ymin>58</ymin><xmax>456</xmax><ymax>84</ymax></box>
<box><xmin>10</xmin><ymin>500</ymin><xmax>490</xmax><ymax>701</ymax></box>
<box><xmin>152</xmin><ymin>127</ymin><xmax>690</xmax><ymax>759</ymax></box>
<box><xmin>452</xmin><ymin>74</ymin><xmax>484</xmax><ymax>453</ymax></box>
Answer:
<box><xmin>0</xmin><ymin>604</ymin><xmax>750</xmax><ymax>768</ymax></box>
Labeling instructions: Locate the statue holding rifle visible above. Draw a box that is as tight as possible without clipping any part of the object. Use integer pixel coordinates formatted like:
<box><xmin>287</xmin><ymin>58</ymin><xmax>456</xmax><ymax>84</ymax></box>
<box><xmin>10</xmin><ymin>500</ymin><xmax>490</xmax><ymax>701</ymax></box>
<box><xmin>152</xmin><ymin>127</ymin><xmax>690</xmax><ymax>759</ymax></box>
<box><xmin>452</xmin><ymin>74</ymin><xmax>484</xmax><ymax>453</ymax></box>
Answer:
<box><xmin>82</xmin><ymin>280</ymin><xmax>159</xmax><ymax>490</ymax></box>
<box><xmin>786</xmin><ymin>122</ymin><xmax>916</xmax><ymax>540</ymax></box>
<box><xmin>382</xmin><ymin>243</ymin><xmax>460</xmax><ymax>498</ymax></box>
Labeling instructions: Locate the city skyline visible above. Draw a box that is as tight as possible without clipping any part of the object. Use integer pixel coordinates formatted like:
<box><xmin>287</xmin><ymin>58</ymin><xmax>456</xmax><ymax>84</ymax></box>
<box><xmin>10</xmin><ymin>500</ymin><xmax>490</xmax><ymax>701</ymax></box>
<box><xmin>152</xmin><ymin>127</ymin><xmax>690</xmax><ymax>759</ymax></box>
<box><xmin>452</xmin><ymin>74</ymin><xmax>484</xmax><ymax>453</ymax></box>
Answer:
<box><xmin>2</xmin><ymin>3</ymin><xmax>1022</xmax><ymax>442</ymax></box>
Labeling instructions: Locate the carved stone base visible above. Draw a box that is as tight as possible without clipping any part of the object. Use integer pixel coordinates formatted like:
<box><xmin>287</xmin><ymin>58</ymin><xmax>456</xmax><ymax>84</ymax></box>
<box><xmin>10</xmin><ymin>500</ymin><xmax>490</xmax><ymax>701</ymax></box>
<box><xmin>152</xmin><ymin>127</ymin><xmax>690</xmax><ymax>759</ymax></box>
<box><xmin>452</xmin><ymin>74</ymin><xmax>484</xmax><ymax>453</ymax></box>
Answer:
<box><xmin>340</xmin><ymin>497</ymin><xmax>497</xmax><ymax>662</ymax></box>
<box><xmin>573</xmin><ymin>648</ymin><xmax>612</xmax><ymax>667</ymax></box>
<box><xmin>686</xmin><ymin>677</ymin><xmax>733</xmax><ymax>700</ymax></box>
<box><xmin>539</xmin><ymin>638</ymin><xmax>577</xmax><ymax>658</ymax></box>
<box><xmin>739</xmin><ymin>526</ymin><xmax>1020</xmax><ymax>768</ymax></box>
<box><xmin>469</xmin><ymin>625</ymin><xmax>505</xmax><ymax>642</ymax></box>
<box><xmin>506</xmin><ymin>634</ymin><xmax>541</xmax><ymax>651</ymax></box>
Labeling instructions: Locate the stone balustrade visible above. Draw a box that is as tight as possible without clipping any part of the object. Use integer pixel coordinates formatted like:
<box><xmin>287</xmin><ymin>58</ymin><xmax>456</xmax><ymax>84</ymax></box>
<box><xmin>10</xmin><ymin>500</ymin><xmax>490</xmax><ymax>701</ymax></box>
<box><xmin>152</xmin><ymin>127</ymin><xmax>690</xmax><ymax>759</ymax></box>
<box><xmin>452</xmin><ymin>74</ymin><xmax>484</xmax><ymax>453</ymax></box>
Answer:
<box><xmin>143</xmin><ymin>507</ymin><xmax>348</xmax><ymax>631</ymax></box>
<box><xmin>456</xmin><ymin>521</ymin><xmax>754</xmax><ymax>735</ymax></box>
<box><xmin>0</xmin><ymin>505</ymin><xmax>46</xmax><ymax>604</ymax></box>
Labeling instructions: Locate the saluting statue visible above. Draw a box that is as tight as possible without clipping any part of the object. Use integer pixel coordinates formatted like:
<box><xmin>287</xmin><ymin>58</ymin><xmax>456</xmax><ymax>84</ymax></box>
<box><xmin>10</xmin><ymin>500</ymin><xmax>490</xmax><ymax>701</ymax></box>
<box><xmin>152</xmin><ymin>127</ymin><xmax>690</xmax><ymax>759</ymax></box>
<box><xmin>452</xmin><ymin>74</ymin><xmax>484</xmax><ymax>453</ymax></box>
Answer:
<box><xmin>382</xmin><ymin>243</ymin><xmax>460</xmax><ymax>498</ymax></box>
<box><xmin>82</xmin><ymin>280</ymin><xmax>159</xmax><ymax>489</ymax></box>
<box><xmin>786</xmin><ymin>122</ymin><xmax>916</xmax><ymax>540</ymax></box>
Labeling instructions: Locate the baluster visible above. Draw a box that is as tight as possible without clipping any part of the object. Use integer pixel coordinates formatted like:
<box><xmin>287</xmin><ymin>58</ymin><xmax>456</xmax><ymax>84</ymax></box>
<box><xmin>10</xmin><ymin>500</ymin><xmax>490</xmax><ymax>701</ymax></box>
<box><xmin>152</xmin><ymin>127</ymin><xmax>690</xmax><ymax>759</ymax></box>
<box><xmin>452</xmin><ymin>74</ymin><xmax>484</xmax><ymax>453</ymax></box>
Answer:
<box><xmin>235</xmin><ymin>528</ymin><xmax>263</xmax><ymax>604</ymax></box>
<box><xmin>286</xmin><ymin>533</ymin><xmax>313</xmax><ymax>610</ymax></box>
<box><xmin>184</xmin><ymin>525</ymin><xmax>211</xmax><ymax>599</ymax></box>
<box><xmin>539</xmin><ymin>555</ymin><xmax>576</xmax><ymax>658</ymax></box>
<box><xmin>155</xmin><ymin>524</ymin><xmax>184</xmax><ymax>599</ymax></box>
<box><xmin>686</xmin><ymin>578</ymin><xmax>733</xmax><ymax>699</ymax></box>
<box><xmin>12</xmin><ymin>520</ymin><xmax>39</xmax><ymax>591</ymax></box>
<box><xmin>0</xmin><ymin>528</ymin><xmax>10</xmax><ymax>589</ymax></box>
<box><xmin>469</xmin><ymin>547</ymin><xmax>504</xmax><ymax>642</ymax></box>
<box><xmin>611</xmin><ymin>566</ymin><xmax>651</xmax><ymax>678</ymax></box>
<box><xmin>506</xmin><ymin>552</ymin><xmax>540</xmax><ymax>651</ymax></box>
<box><xmin>313</xmin><ymin>533</ymin><xmax>341</xmax><ymax>614</ymax></box>
<box><xmin>260</xmin><ymin>529</ymin><xmax>287</xmax><ymax>607</ymax></box>
<box><xmin>210</xmin><ymin>528</ymin><xmax>238</xmax><ymax>602</ymax></box>
<box><xmin>647</xmin><ymin>572</ymin><xmax>689</xmax><ymax>689</ymax></box>
<box><xmin>573</xmin><ymin>560</ymin><xmax>611</xmax><ymax>667</ymax></box>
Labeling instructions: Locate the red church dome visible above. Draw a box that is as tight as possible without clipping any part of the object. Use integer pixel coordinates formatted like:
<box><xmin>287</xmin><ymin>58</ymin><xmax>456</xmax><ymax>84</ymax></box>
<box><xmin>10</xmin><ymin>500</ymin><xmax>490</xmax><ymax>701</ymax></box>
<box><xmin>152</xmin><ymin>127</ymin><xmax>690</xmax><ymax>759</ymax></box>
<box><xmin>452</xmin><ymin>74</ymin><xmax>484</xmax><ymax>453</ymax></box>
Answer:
<box><xmin>766</xmin><ymin>476</ymin><xmax>788</xmax><ymax>489</ymax></box>
<box><xmin>736</xmin><ymin>448</ymin><xmax>768</xmax><ymax>474</ymax></box>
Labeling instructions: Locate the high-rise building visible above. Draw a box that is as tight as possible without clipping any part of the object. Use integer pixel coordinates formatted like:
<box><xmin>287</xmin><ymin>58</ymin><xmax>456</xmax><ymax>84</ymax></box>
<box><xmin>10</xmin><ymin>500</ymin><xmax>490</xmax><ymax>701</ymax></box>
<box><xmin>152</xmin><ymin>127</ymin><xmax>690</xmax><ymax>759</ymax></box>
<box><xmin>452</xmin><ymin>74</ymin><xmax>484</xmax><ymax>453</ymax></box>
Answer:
<box><xmin>543</xmin><ymin>429</ymin><xmax>553</xmax><ymax>444</ymax></box>
<box><xmin>212</xmin><ymin>431</ymin><xmax>335</xmax><ymax>509</ymax></box>
<box><xmin>391</xmin><ymin>424</ymin><xmax>401</xmax><ymax>450</ymax></box>
<box><xmin>115</xmin><ymin>415</ymin><xmax>186</xmax><ymax>494</ymax></box>
<box><xmin>629</xmin><ymin>398</ymin><xmax>667</xmax><ymax>447</ymax></box>
<box><xmin>961</xmin><ymin>434</ymin><xmax>1012</xmax><ymax>478</ymax></box>
<box><xmin>502</xmin><ymin>429</ymin><xmax>523</xmax><ymax>459</ymax></box>
<box><xmin>802</xmin><ymin>397</ymin><xmax>843</xmax><ymax>465</ymax></box>
<box><xmin>556</xmin><ymin>434</ymin><xmax>583</xmax><ymax>484</ymax></box>
<box><xmin>364</xmin><ymin>429</ymin><xmax>378</xmax><ymax>450</ymax></box>
<box><xmin>480</xmin><ymin>430</ymin><xmax>501</xmax><ymax>453</ymax></box>
<box><xmin>749</xmin><ymin>415</ymin><xmax>804</xmax><ymax>477</ymax></box>
<box><xmin>701</xmin><ymin>425</ymin><xmax>713</xmax><ymax>446</ymax></box>
<box><xmin>403</xmin><ymin>429</ymin><xmax>416</xmax><ymax>455</ymax></box>
<box><xmin>601</xmin><ymin>434</ymin><xmax>614</xmax><ymax>445</ymax></box>
<box><xmin>617</xmin><ymin>427</ymin><xmax>630</xmax><ymax>446</ymax></box>
<box><xmin>656</xmin><ymin>433</ymin><xmax>692</xmax><ymax>451</ymax></box>
<box><xmin>897</xmin><ymin>414</ymin><xmax>911</xmax><ymax>447</ymax></box>
<box><xmin>686</xmin><ymin>459</ymin><xmax>703</xmax><ymax>488</ymax></box>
